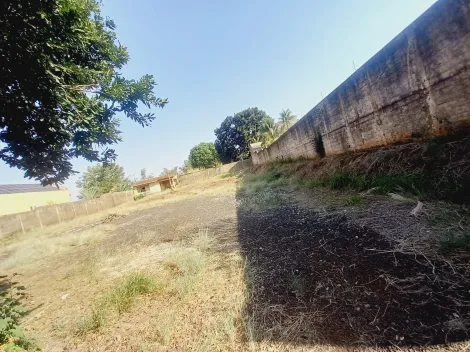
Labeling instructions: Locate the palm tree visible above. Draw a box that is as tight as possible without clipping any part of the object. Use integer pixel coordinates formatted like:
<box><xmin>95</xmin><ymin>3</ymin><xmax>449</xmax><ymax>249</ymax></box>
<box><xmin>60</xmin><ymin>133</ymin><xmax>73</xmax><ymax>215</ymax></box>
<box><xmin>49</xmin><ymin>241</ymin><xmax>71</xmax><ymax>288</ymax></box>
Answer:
<box><xmin>260</xmin><ymin>117</ymin><xmax>280</xmax><ymax>147</ymax></box>
<box><xmin>278</xmin><ymin>109</ymin><xmax>297</xmax><ymax>133</ymax></box>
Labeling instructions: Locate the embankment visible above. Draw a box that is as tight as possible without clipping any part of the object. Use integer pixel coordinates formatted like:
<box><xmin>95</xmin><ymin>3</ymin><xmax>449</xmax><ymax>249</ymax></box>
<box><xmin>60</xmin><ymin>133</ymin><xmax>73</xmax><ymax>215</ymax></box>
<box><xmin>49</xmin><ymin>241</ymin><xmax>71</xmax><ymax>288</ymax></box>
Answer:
<box><xmin>253</xmin><ymin>136</ymin><xmax>470</xmax><ymax>204</ymax></box>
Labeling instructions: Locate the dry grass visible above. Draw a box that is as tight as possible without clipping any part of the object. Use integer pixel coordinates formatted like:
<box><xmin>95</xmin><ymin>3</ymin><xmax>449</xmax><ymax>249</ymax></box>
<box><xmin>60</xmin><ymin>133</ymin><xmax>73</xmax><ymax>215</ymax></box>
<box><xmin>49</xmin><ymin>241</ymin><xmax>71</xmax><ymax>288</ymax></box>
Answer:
<box><xmin>4</xmin><ymin>170</ymin><xmax>470</xmax><ymax>351</ymax></box>
<box><xmin>65</xmin><ymin>230</ymin><xmax>251</xmax><ymax>352</ymax></box>
<box><xmin>0</xmin><ymin>223</ymin><xmax>116</xmax><ymax>270</ymax></box>
<box><xmin>0</xmin><ymin>176</ymin><xmax>235</xmax><ymax>271</ymax></box>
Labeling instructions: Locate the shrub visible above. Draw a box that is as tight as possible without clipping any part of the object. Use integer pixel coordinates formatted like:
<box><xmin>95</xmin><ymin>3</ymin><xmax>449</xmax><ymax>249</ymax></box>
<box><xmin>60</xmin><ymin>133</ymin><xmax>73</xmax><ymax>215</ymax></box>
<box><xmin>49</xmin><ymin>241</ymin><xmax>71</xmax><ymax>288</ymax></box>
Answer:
<box><xmin>370</xmin><ymin>173</ymin><xmax>425</xmax><ymax>196</ymax></box>
<box><xmin>0</xmin><ymin>274</ymin><xmax>31</xmax><ymax>350</ymax></box>
<box><xmin>326</xmin><ymin>171</ymin><xmax>366</xmax><ymax>190</ymax></box>
<box><xmin>135</xmin><ymin>193</ymin><xmax>146</xmax><ymax>200</ymax></box>
<box><xmin>440</xmin><ymin>232</ymin><xmax>470</xmax><ymax>254</ymax></box>
<box><xmin>344</xmin><ymin>195</ymin><xmax>362</xmax><ymax>206</ymax></box>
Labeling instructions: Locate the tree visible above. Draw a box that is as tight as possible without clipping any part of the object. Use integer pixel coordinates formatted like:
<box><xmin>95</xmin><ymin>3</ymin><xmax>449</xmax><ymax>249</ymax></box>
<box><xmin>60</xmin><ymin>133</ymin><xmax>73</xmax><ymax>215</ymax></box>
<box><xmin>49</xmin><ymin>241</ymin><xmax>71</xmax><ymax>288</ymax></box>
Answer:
<box><xmin>140</xmin><ymin>168</ymin><xmax>154</xmax><ymax>180</ymax></box>
<box><xmin>159</xmin><ymin>167</ymin><xmax>178</xmax><ymax>176</ymax></box>
<box><xmin>188</xmin><ymin>142</ymin><xmax>220</xmax><ymax>169</ymax></box>
<box><xmin>278</xmin><ymin>109</ymin><xmax>297</xmax><ymax>133</ymax></box>
<box><xmin>179</xmin><ymin>160</ymin><xmax>193</xmax><ymax>174</ymax></box>
<box><xmin>0</xmin><ymin>0</ymin><xmax>167</xmax><ymax>186</ymax></box>
<box><xmin>260</xmin><ymin>116</ymin><xmax>281</xmax><ymax>147</ymax></box>
<box><xmin>76</xmin><ymin>164</ymin><xmax>132</xmax><ymax>199</ymax></box>
<box><xmin>214</xmin><ymin>108</ymin><xmax>270</xmax><ymax>163</ymax></box>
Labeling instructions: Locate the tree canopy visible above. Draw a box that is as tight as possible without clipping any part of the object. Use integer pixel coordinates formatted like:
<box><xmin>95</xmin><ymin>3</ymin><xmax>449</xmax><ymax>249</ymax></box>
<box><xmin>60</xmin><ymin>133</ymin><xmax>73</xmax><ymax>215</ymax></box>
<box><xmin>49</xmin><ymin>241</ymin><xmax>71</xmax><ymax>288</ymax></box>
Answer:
<box><xmin>140</xmin><ymin>168</ymin><xmax>154</xmax><ymax>180</ymax></box>
<box><xmin>159</xmin><ymin>167</ymin><xmax>178</xmax><ymax>176</ymax></box>
<box><xmin>214</xmin><ymin>108</ymin><xmax>269</xmax><ymax>163</ymax></box>
<box><xmin>0</xmin><ymin>0</ymin><xmax>167</xmax><ymax>186</ymax></box>
<box><xmin>76</xmin><ymin>163</ymin><xmax>132</xmax><ymax>199</ymax></box>
<box><xmin>188</xmin><ymin>142</ymin><xmax>220</xmax><ymax>169</ymax></box>
<box><xmin>279</xmin><ymin>109</ymin><xmax>297</xmax><ymax>133</ymax></box>
<box><xmin>260</xmin><ymin>116</ymin><xmax>281</xmax><ymax>147</ymax></box>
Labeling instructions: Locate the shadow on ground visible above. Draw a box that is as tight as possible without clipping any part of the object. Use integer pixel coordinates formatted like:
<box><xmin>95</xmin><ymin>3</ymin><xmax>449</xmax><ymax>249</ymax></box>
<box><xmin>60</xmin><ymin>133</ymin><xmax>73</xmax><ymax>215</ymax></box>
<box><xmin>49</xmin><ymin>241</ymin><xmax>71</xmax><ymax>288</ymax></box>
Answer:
<box><xmin>235</xmin><ymin>187</ymin><xmax>470</xmax><ymax>348</ymax></box>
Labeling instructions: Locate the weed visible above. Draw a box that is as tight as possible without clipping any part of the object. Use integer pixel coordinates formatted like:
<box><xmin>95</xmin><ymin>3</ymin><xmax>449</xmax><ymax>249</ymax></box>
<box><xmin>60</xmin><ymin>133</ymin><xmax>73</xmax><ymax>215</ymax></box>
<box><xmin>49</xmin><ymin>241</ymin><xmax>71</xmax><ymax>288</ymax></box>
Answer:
<box><xmin>76</xmin><ymin>272</ymin><xmax>158</xmax><ymax>335</ymax></box>
<box><xmin>192</xmin><ymin>229</ymin><xmax>212</xmax><ymax>252</ymax></box>
<box><xmin>238</xmin><ymin>190</ymin><xmax>285</xmax><ymax>212</ymax></box>
<box><xmin>164</xmin><ymin>249</ymin><xmax>206</xmax><ymax>296</ymax></box>
<box><xmin>344</xmin><ymin>195</ymin><xmax>362</xmax><ymax>206</ymax></box>
<box><xmin>105</xmin><ymin>273</ymin><xmax>159</xmax><ymax>314</ymax></box>
<box><xmin>289</xmin><ymin>274</ymin><xmax>306</xmax><ymax>297</ymax></box>
<box><xmin>134</xmin><ymin>193</ymin><xmax>146</xmax><ymax>200</ymax></box>
<box><xmin>327</xmin><ymin>171</ymin><xmax>367</xmax><ymax>190</ymax></box>
<box><xmin>76</xmin><ymin>305</ymin><xmax>107</xmax><ymax>335</ymax></box>
<box><xmin>370</xmin><ymin>173</ymin><xmax>425</xmax><ymax>196</ymax></box>
<box><xmin>153</xmin><ymin>312</ymin><xmax>174</xmax><ymax>345</ymax></box>
<box><xmin>440</xmin><ymin>232</ymin><xmax>470</xmax><ymax>254</ymax></box>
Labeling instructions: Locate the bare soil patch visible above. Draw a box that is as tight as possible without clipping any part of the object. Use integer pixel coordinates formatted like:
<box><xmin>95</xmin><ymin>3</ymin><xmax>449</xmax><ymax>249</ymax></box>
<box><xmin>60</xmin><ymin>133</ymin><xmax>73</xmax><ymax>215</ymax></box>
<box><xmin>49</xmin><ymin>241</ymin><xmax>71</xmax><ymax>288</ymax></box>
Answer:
<box><xmin>237</xmin><ymin>203</ymin><xmax>470</xmax><ymax>347</ymax></box>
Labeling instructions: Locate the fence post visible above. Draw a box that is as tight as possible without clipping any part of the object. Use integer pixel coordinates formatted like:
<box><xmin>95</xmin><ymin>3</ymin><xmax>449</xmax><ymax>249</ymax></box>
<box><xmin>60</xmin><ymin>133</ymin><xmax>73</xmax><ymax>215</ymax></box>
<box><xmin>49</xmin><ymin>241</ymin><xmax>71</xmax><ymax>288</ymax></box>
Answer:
<box><xmin>35</xmin><ymin>210</ymin><xmax>43</xmax><ymax>229</ymax></box>
<box><xmin>55</xmin><ymin>206</ymin><xmax>62</xmax><ymax>223</ymax></box>
<box><xmin>16</xmin><ymin>214</ymin><xmax>25</xmax><ymax>234</ymax></box>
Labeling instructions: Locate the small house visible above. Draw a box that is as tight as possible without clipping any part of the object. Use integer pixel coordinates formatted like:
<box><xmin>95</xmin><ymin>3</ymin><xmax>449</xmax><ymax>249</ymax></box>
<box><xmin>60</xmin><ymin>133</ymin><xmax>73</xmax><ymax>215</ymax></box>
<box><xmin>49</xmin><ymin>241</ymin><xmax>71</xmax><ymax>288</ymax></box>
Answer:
<box><xmin>133</xmin><ymin>174</ymin><xmax>178</xmax><ymax>197</ymax></box>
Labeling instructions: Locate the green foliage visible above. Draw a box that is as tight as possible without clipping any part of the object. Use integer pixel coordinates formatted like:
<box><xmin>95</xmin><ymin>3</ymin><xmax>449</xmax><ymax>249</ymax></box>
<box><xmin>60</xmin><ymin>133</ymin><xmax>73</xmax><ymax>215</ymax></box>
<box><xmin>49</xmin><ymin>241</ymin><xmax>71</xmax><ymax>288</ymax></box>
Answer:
<box><xmin>76</xmin><ymin>163</ymin><xmax>132</xmax><ymax>199</ymax></box>
<box><xmin>312</xmin><ymin>171</ymin><xmax>425</xmax><ymax>196</ymax></box>
<box><xmin>344</xmin><ymin>195</ymin><xmax>362</xmax><ymax>206</ymax></box>
<box><xmin>278</xmin><ymin>109</ymin><xmax>297</xmax><ymax>133</ymax></box>
<box><xmin>0</xmin><ymin>0</ymin><xmax>167</xmax><ymax>186</ymax></box>
<box><xmin>159</xmin><ymin>167</ymin><xmax>178</xmax><ymax>176</ymax></box>
<box><xmin>214</xmin><ymin>108</ymin><xmax>270</xmax><ymax>163</ymax></box>
<box><xmin>0</xmin><ymin>274</ymin><xmax>32</xmax><ymax>350</ymax></box>
<box><xmin>238</xmin><ymin>172</ymin><xmax>287</xmax><ymax>211</ymax></box>
<box><xmin>77</xmin><ymin>273</ymin><xmax>158</xmax><ymax>335</ymax></box>
<box><xmin>440</xmin><ymin>232</ymin><xmax>470</xmax><ymax>254</ymax></box>
<box><xmin>238</xmin><ymin>189</ymin><xmax>285</xmax><ymax>212</ymax></box>
<box><xmin>370</xmin><ymin>174</ymin><xmax>425</xmax><ymax>196</ymax></box>
<box><xmin>134</xmin><ymin>193</ymin><xmax>146</xmax><ymax>201</ymax></box>
<box><xmin>105</xmin><ymin>273</ymin><xmax>158</xmax><ymax>314</ymax></box>
<box><xmin>188</xmin><ymin>143</ymin><xmax>220</xmax><ymax>169</ymax></box>
<box><xmin>179</xmin><ymin>160</ymin><xmax>193</xmax><ymax>174</ymax></box>
<box><xmin>260</xmin><ymin>117</ymin><xmax>281</xmax><ymax>147</ymax></box>
<box><xmin>140</xmin><ymin>168</ymin><xmax>154</xmax><ymax>181</ymax></box>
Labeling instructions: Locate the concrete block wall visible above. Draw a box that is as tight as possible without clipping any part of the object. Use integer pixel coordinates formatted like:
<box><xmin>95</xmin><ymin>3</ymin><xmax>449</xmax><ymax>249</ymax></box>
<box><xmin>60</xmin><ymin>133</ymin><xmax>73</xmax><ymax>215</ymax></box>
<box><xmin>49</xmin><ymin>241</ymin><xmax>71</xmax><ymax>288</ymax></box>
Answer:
<box><xmin>0</xmin><ymin>190</ymin><xmax>134</xmax><ymax>238</ymax></box>
<box><xmin>252</xmin><ymin>0</ymin><xmax>470</xmax><ymax>165</ymax></box>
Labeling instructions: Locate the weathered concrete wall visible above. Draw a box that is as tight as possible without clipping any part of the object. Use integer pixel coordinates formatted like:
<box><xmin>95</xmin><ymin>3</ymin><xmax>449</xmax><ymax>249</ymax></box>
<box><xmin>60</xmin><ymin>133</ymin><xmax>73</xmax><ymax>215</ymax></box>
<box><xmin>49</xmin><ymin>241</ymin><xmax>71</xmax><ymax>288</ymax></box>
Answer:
<box><xmin>178</xmin><ymin>159</ymin><xmax>252</xmax><ymax>185</ymax></box>
<box><xmin>252</xmin><ymin>0</ymin><xmax>470</xmax><ymax>165</ymax></box>
<box><xmin>0</xmin><ymin>190</ymin><xmax>134</xmax><ymax>238</ymax></box>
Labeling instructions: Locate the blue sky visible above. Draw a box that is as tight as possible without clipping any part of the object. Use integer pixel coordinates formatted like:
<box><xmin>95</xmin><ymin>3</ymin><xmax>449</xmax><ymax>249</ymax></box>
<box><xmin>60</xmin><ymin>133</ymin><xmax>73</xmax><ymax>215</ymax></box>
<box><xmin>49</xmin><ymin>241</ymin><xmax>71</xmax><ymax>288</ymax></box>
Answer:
<box><xmin>0</xmin><ymin>0</ymin><xmax>436</xmax><ymax>199</ymax></box>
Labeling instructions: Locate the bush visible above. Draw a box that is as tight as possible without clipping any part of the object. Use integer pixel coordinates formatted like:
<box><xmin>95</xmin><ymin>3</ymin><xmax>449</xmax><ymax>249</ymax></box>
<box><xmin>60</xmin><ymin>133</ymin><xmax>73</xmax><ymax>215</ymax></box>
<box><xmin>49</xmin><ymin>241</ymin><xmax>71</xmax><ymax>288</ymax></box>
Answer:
<box><xmin>0</xmin><ymin>274</ymin><xmax>31</xmax><ymax>350</ymax></box>
<box><xmin>135</xmin><ymin>193</ymin><xmax>146</xmax><ymax>200</ymax></box>
<box><xmin>440</xmin><ymin>232</ymin><xmax>470</xmax><ymax>254</ymax></box>
<box><xmin>344</xmin><ymin>195</ymin><xmax>362</xmax><ymax>206</ymax></box>
<box><xmin>324</xmin><ymin>171</ymin><xmax>367</xmax><ymax>190</ymax></box>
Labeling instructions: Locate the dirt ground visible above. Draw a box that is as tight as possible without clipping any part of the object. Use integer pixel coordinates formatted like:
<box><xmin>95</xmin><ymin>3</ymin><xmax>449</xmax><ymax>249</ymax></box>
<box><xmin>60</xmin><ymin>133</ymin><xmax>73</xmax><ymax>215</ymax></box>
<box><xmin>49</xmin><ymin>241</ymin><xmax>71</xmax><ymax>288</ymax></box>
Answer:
<box><xmin>1</xmin><ymin>174</ymin><xmax>470</xmax><ymax>351</ymax></box>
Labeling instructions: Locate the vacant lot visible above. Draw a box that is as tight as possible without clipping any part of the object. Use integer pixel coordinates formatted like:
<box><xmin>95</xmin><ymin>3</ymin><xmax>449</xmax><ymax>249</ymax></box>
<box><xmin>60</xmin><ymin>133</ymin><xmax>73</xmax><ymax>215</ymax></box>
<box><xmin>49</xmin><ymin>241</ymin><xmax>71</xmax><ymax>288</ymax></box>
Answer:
<box><xmin>1</xmin><ymin>172</ymin><xmax>469</xmax><ymax>351</ymax></box>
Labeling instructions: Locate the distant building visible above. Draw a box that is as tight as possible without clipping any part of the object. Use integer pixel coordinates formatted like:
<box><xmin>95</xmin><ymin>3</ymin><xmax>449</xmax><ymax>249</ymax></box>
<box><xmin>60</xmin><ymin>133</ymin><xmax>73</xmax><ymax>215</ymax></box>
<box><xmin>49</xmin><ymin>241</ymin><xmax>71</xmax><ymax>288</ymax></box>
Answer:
<box><xmin>0</xmin><ymin>184</ymin><xmax>71</xmax><ymax>216</ymax></box>
<box><xmin>133</xmin><ymin>175</ymin><xmax>178</xmax><ymax>197</ymax></box>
